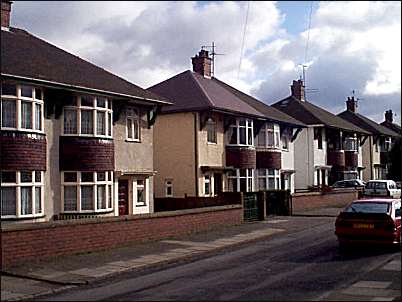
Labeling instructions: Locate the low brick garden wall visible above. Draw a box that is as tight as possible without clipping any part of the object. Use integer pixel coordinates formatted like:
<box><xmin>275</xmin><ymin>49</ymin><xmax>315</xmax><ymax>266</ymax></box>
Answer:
<box><xmin>291</xmin><ymin>189</ymin><xmax>359</xmax><ymax>212</ymax></box>
<box><xmin>1</xmin><ymin>205</ymin><xmax>242</xmax><ymax>268</ymax></box>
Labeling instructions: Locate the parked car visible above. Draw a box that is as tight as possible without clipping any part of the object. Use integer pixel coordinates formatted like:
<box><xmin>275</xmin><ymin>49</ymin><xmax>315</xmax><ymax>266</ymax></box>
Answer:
<box><xmin>396</xmin><ymin>181</ymin><xmax>401</xmax><ymax>190</ymax></box>
<box><xmin>364</xmin><ymin>180</ymin><xmax>401</xmax><ymax>198</ymax></box>
<box><xmin>335</xmin><ymin>198</ymin><xmax>401</xmax><ymax>248</ymax></box>
<box><xmin>332</xmin><ymin>179</ymin><xmax>365</xmax><ymax>189</ymax></box>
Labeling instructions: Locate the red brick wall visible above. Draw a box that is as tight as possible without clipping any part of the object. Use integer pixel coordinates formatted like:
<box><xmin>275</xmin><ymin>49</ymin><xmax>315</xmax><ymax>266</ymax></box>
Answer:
<box><xmin>1</xmin><ymin>1</ymin><xmax>11</xmax><ymax>28</ymax></box>
<box><xmin>292</xmin><ymin>190</ymin><xmax>358</xmax><ymax>211</ymax></box>
<box><xmin>226</xmin><ymin>147</ymin><xmax>256</xmax><ymax>169</ymax></box>
<box><xmin>1</xmin><ymin>206</ymin><xmax>242</xmax><ymax>267</ymax></box>
<box><xmin>59</xmin><ymin>136</ymin><xmax>114</xmax><ymax>171</ymax></box>
<box><xmin>0</xmin><ymin>132</ymin><xmax>47</xmax><ymax>171</ymax></box>
<box><xmin>256</xmin><ymin>149</ymin><xmax>281</xmax><ymax>169</ymax></box>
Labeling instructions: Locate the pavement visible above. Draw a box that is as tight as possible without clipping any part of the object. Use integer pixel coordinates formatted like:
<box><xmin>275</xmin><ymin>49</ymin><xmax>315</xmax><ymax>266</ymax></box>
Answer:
<box><xmin>1</xmin><ymin>207</ymin><xmax>343</xmax><ymax>301</ymax></box>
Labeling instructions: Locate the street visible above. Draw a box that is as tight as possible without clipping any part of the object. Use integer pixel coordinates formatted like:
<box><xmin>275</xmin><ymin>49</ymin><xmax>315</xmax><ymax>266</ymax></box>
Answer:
<box><xmin>34</xmin><ymin>216</ymin><xmax>401</xmax><ymax>301</ymax></box>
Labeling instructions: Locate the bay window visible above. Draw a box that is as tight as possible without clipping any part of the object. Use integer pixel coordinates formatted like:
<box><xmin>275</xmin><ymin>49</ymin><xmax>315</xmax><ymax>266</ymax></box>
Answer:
<box><xmin>227</xmin><ymin>169</ymin><xmax>254</xmax><ymax>192</ymax></box>
<box><xmin>1</xmin><ymin>171</ymin><xmax>44</xmax><ymax>218</ymax></box>
<box><xmin>257</xmin><ymin>123</ymin><xmax>280</xmax><ymax>149</ymax></box>
<box><xmin>227</xmin><ymin>118</ymin><xmax>253</xmax><ymax>146</ymax></box>
<box><xmin>126</xmin><ymin>107</ymin><xmax>140</xmax><ymax>141</ymax></box>
<box><xmin>344</xmin><ymin>136</ymin><xmax>357</xmax><ymax>151</ymax></box>
<box><xmin>62</xmin><ymin>95</ymin><xmax>112</xmax><ymax>138</ymax></box>
<box><xmin>1</xmin><ymin>83</ymin><xmax>44</xmax><ymax>132</ymax></box>
<box><xmin>61</xmin><ymin>171</ymin><xmax>113</xmax><ymax>213</ymax></box>
<box><xmin>257</xmin><ymin>169</ymin><xmax>280</xmax><ymax>190</ymax></box>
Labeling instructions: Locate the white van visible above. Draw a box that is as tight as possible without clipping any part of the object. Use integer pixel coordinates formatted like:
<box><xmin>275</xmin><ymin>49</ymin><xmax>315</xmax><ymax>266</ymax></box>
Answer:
<box><xmin>364</xmin><ymin>180</ymin><xmax>401</xmax><ymax>198</ymax></box>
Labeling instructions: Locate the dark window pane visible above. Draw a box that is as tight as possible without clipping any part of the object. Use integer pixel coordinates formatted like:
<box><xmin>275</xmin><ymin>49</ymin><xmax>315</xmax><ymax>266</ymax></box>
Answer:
<box><xmin>97</xmin><ymin>185</ymin><xmax>106</xmax><ymax>209</ymax></box>
<box><xmin>21</xmin><ymin>187</ymin><xmax>32</xmax><ymax>215</ymax></box>
<box><xmin>21</xmin><ymin>86</ymin><xmax>33</xmax><ymax>98</ymax></box>
<box><xmin>1</xmin><ymin>171</ymin><xmax>16</xmax><ymax>183</ymax></box>
<box><xmin>35</xmin><ymin>88</ymin><xmax>43</xmax><ymax>100</ymax></box>
<box><xmin>1</xmin><ymin>187</ymin><xmax>16</xmax><ymax>216</ymax></box>
<box><xmin>35</xmin><ymin>187</ymin><xmax>42</xmax><ymax>214</ymax></box>
<box><xmin>21</xmin><ymin>101</ymin><xmax>32</xmax><ymax>129</ymax></box>
<box><xmin>20</xmin><ymin>171</ymin><xmax>32</xmax><ymax>182</ymax></box>
<box><xmin>1</xmin><ymin>83</ymin><xmax>17</xmax><ymax>96</ymax></box>
<box><xmin>81</xmin><ymin>186</ymin><xmax>94</xmax><ymax>210</ymax></box>
<box><xmin>64</xmin><ymin>172</ymin><xmax>77</xmax><ymax>182</ymax></box>
<box><xmin>81</xmin><ymin>172</ymin><xmax>94</xmax><ymax>182</ymax></box>
<box><xmin>81</xmin><ymin>95</ymin><xmax>93</xmax><ymax>107</ymax></box>
<box><xmin>81</xmin><ymin>110</ymin><xmax>93</xmax><ymax>134</ymax></box>
<box><xmin>1</xmin><ymin>99</ymin><xmax>16</xmax><ymax>128</ymax></box>
<box><xmin>97</xmin><ymin>172</ymin><xmax>106</xmax><ymax>181</ymax></box>
<box><xmin>239</xmin><ymin>127</ymin><xmax>246</xmax><ymax>144</ymax></box>
<box><xmin>97</xmin><ymin>97</ymin><xmax>106</xmax><ymax>108</ymax></box>
<box><xmin>64</xmin><ymin>186</ymin><xmax>77</xmax><ymax>211</ymax></box>
<box><xmin>35</xmin><ymin>171</ymin><xmax>42</xmax><ymax>182</ymax></box>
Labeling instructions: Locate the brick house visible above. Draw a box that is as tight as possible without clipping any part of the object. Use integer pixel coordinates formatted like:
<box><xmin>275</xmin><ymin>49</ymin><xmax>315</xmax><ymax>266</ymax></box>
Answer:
<box><xmin>380</xmin><ymin>110</ymin><xmax>401</xmax><ymax>135</ymax></box>
<box><xmin>148</xmin><ymin>49</ymin><xmax>305</xmax><ymax>198</ymax></box>
<box><xmin>1</xmin><ymin>1</ymin><xmax>170</xmax><ymax>223</ymax></box>
<box><xmin>338</xmin><ymin>97</ymin><xmax>399</xmax><ymax>181</ymax></box>
<box><xmin>271</xmin><ymin>80</ymin><xmax>370</xmax><ymax>189</ymax></box>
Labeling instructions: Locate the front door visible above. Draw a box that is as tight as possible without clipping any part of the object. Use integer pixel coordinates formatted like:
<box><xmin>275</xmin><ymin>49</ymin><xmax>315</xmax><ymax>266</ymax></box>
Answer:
<box><xmin>118</xmin><ymin>179</ymin><xmax>129</xmax><ymax>215</ymax></box>
<box><xmin>214</xmin><ymin>173</ymin><xmax>222</xmax><ymax>195</ymax></box>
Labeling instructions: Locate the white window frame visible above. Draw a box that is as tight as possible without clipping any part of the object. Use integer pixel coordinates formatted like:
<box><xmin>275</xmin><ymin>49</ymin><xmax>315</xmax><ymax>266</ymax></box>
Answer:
<box><xmin>62</xmin><ymin>95</ymin><xmax>113</xmax><ymax>138</ymax></box>
<box><xmin>344</xmin><ymin>136</ymin><xmax>357</xmax><ymax>151</ymax></box>
<box><xmin>61</xmin><ymin>171</ymin><xmax>113</xmax><ymax>213</ymax></box>
<box><xmin>165</xmin><ymin>179</ymin><xmax>173</xmax><ymax>197</ymax></box>
<box><xmin>382</xmin><ymin>137</ymin><xmax>392</xmax><ymax>152</ymax></box>
<box><xmin>1</xmin><ymin>84</ymin><xmax>44</xmax><ymax>133</ymax></box>
<box><xmin>134</xmin><ymin>178</ymin><xmax>147</xmax><ymax>207</ymax></box>
<box><xmin>257</xmin><ymin>169</ymin><xmax>280</xmax><ymax>190</ymax></box>
<box><xmin>1</xmin><ymin>171</ymin><xmax>44</xmax><ymax>218</ymax></box>
<box><xmin>227</xmin><ymin>118</ymin><xmax>254</xmax><ymax>147</ymax></box>
<box><xmin>204</xmin><ymin>174</ymin><xmax>212</xmax><ymax>196</ymax></box>
<box><xmin>126</xmin><ymin>107</ymin><xmax>141</xmax><ymax>142</ymax></box>
<box><xmin>257</xmin><ymin>123</ymin><xmax>280</xmax><ymax>149</ymax></box>
<box><xmin>227</xmin><ymin>169</ymin><xmax>254</xmax><ymax>192</ymax></box>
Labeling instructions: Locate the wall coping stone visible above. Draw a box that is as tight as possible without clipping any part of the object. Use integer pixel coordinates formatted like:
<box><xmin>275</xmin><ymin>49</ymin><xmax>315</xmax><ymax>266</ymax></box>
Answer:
<box><xmin>1</xmin><ymin>205</ymin><xmax>242</xmax><ymax>233</ymax></box>
<box><xmin>292</xmin><ymin>188</ymin><xmax>357</xmax><ymax>197</ymax></box>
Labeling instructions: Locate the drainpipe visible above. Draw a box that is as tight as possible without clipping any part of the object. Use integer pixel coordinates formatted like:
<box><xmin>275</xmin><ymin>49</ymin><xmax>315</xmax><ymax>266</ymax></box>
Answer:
<box><xmin>193</xmin><ymin>112</ymin><xmax>199</xmax><ymax>196</ymax></box>
<box><xmin>369</xmin><ymin>136</ymin><xmax>373</xmax><ymax>179</ymax></box>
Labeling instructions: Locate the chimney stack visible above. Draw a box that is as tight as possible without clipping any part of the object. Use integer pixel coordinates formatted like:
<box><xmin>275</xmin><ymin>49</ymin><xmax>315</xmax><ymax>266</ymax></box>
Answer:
<box><xmin>1</xmin><ymin>0</ymin><xmax>12</xmax><ymax>29</ymax></box>
<box><xmin>346</xmin><ymin>96</ymin><xmax>358</xmax><ymax>113</ymax></box>
<box><xmin>191</xmin><ymin>49</ymin><xmax>212</xmax><ymax>78</ymax></box>
<box><xmin>385</xmin><ymin>110</ymin><xmax>393</xmax><ymax>123</ymax></box>
<box><xmin>291</xmin><ymin>79</ymin><xmax>305</xmax><ymax>101</ymax></box>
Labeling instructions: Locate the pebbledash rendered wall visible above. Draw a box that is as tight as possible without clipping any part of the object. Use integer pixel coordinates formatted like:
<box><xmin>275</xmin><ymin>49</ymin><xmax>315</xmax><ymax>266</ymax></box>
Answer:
<box><xmin>1</xmin><ymin>205</ymin><xmax>242</xmax><ymax>267</ymax></box>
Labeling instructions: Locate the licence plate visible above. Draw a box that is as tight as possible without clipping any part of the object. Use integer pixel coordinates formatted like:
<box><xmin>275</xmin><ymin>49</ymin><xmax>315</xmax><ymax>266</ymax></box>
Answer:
<box><xmin>353</xmin><ymin>223</ymin><xmax>374</xmax><ymax>229</ymax></box>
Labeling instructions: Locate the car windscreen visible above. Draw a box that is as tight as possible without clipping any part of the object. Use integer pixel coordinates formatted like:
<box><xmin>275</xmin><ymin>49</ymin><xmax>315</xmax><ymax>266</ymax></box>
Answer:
<box><xmin>345</xmin><ymin>202</ymin><xmax>390</xmax><ymax>214</ymax></box>
<box><xmin>365</xmin><ymin>182</ymin><xmax>387</xmax><ymax>189</ymax></box>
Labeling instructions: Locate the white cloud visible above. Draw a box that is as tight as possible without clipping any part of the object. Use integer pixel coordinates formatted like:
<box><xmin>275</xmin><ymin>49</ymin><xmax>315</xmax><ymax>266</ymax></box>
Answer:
<box><xmin>9</xmin><ymin>1</ymin><xmax>401</xmax><ymax>123</ymax></box>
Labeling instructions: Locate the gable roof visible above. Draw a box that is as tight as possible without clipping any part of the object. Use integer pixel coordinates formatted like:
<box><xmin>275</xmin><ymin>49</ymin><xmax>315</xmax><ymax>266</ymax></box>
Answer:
<box><xmin>1</xmin><ymin>27</ymin><xmax>170</xmax><ymax>104</ymax></box>
<box><xmin>148</xmin><ymin>70</ymin><xmax>305</xmax><ymax>126</ymax></box>
<box><xmin>380</xmin><ymin>121</ymin><xmax>401</xmax><ymax>135</ymax></box>
<box><xmin>271</xmin><ymin>96</ymin><xmax>370</xmax><ymax>134</ymax></box>
<box><xmin>338</xmin><ymin>110</ymin><xmax>399</xmax><ymax>137</ymax></box>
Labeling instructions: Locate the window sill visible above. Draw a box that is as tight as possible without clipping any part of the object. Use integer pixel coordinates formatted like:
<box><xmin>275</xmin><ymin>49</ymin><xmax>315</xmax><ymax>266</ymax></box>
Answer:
<box><xmin>207</xmin><ymin>142</ymin><xmax>217</xmax><ymax>145</ymax></box>
<box><xmin>135</xmin><ymin>204</ymin><xmax>148</xmax><ymax>207</ymax></box>
<box><xmin>1</xmin><ymin>214</ymin><xmax>45</xmax><ymax>220</ymax></box>
<box><xmin>125</xmin><ymin>139</ymin><xmax>141</xmax><ymax>143</ymax></box>
<box><xmin>0</xmin><ymin>128</ymin><xmax>45</xmax><ymax>135</ymax></box>
<box><xmin>61</xmin><ymin>134</ymin><xmax>113</xmax><ymax>140</ymax></box>
<box><xmin>61</xmin><ymin>209</ymin><xmax>114</xmax><ymax>215</ymax></box>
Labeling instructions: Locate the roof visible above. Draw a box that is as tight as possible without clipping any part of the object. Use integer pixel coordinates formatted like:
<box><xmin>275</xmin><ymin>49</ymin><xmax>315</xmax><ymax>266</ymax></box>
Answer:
<box><xmin>271</xmin><ymin>96</ymin><xmax>370</xmax><ymax>134</ymax></box>
<box><xmin>338</xmin><ymin>110</ymin><xmax>399</xmax><ymax>137</ymax></box>
<box><xmin>380</xmin><ymin>121</ymin><xmax>401</xmax><ymax>135</ymax></box>
<box><xmin>211</xmin><ymin>78</ymin><xmax>305</xmax><ymax>127</ymax></box>
<box><xmin>148</xmin><ymin>70</ymin><xmax>305</xmax><ymax>126</ymax></box>
<box><xmin>1</xmin><ymin>27</ymin><xmax>170</xmax><ymax>104</ymax></box>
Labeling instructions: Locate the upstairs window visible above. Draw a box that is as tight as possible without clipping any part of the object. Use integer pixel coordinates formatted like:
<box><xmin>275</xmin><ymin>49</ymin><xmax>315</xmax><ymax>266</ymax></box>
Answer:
<box><xmin>62</xmin><ymin>95</ymin><xmax>112</xmax><ymax>138</ymax></box>
<box><xmin>1</xmin><ymin>83</ymin><xmax>44</xmax><ymax>132</ymax></box>
<box><xmin>344</xmin><ymin>136</ymin><xmax>357</xmax><ymax>151</ymax></box>
<box><xmin>227</xmin><ymin>118</ymin><xmax>253</xmax><ymax>146</ymax></box>
<box><xmin>314</xmin><ymin>127</ymin><xmax>323</xmax><ymax>150</ymax></box>
<box><xmin>126</xmin><ymin>107</ymin><xmax>140</xmax><ymax>141</ymax></box>
<box><xmin>257</xmin><ymin>123</ymin><xmax>280</xmax><ymax>149</ymax></box>
<box><xmin>206</xmin><ymin>118</ymin><xmax>217</xmax><ymax>143</ymax></box>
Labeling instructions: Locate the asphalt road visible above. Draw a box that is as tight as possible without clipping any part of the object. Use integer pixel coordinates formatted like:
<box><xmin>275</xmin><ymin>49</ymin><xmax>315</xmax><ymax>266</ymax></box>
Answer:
<box><xmin>36</xmin><ymin>217</ymin><xmax>401</xmax><ymax>301</ymax></box>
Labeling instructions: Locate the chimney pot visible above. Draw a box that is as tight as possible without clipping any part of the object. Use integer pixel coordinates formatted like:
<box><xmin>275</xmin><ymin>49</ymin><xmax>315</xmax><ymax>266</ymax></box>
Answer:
<box><xmin>385</xmin><ymin>110</ymin><xmax>393</xmax><ymax>123</ymax></box>
<box><xmin>346</xmin><ymin>96</ymin><xmax>357</xmax><ymax>113</ymax></box>
<box><xmin>191</xmin><ymin>49</ymin><xmax>212</xmax><ymax>78</ymax></box>
<box><xmin>1</xmin><ymin>0</ymin><xmax>12</xmax><ymax>29</ymax></box>
<box><xmin>291</xmin><ymin>79</ymin><xmax>305</xmax><ymax>101</ymax></box>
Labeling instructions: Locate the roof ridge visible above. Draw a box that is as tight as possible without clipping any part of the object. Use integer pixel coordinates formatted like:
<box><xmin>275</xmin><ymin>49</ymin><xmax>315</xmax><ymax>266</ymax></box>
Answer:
<box><xmin>190</xmin><ymin>72</ymin><xmax>215</xmax><ymax>107</ymax></box>
<box><xmin>353</xmin><ymin>111</ymin><xmax>399</xmax><ymax>136</ymax></box>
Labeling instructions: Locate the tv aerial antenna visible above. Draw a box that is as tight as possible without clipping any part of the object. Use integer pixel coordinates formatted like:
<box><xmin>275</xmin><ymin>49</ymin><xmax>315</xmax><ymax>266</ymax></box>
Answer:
<box><xmin>201</xmin><ymin>42</ymin><xmax>225</xmax><ymax>77</ymax></box>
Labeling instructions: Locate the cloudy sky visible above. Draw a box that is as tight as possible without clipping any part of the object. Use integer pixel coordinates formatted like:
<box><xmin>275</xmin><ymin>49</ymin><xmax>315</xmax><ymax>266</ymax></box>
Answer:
<box><xmin>10</xmin><ymin>1</ymin><xmax>401</xmax><ymax>124</ymax></box>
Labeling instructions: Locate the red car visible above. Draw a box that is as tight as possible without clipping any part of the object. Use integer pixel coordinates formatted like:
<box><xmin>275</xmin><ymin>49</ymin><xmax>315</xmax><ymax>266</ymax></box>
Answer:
<box><xmin>335</xmin><ymin>198</ymin><xmax>401</xmax><ymax>247</ymax></box>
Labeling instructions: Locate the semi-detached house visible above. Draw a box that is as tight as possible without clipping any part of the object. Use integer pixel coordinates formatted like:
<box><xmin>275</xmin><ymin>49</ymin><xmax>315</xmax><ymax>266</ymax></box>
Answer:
<box><xmin>338</xmin><ymin>97</ymin><xmax>399</xmax><ymax>181</ymax></box>
<box><xmin>272</xmin><ymin>80</ymin><xmax>371</xmax><ymax>189</ymax></box>
<box><xmin>148</xmin><ymin>49</ymin><xmax>305</xmax><ymax>198</ymax></box>
<box><xmin>0</xmin><ymin>1</ymin><xmax>171</xmax><ymax>223</ymax></box>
